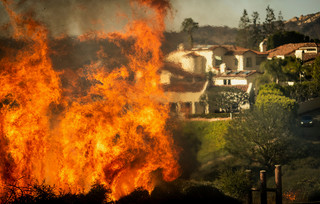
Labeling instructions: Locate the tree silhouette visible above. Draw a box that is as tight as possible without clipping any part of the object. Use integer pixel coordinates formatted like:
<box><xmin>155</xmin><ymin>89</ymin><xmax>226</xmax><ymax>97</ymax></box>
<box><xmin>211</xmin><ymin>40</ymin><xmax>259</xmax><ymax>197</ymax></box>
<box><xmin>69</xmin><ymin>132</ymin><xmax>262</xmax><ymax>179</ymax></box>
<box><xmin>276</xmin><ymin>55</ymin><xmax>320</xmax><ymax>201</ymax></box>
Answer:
<box><xmin>181</xmin><ymin>18</ymin><xmax>199</xmax><ymax>49</ymax></box>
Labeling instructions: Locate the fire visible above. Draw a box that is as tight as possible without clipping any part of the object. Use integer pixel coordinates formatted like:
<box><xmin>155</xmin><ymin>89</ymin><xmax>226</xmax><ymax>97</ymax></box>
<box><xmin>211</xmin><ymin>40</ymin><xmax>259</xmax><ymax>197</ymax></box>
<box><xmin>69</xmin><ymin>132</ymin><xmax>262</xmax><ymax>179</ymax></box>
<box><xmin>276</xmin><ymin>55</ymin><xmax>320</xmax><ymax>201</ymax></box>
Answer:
<box><xmin>0</xmin><ymin>0</ymin><xmax>179</xmax><ymax>201</ymax></box>
<box><xmin>283</xmin><ymin>191</ymin><xmax>297</xmax><ymax>201</ymax></box>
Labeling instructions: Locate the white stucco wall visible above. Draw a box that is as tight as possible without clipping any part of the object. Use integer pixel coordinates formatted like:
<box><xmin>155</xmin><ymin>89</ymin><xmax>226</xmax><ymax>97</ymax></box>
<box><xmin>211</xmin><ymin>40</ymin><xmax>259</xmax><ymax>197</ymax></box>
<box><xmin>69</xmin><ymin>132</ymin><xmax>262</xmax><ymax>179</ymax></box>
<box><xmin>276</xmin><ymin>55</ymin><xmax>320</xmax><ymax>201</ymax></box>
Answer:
<box><xmin>236</xmin><ymin>55</ymin><xmax>244</xmax><ymax>71</ymax></box>
<box><xmin>214</xmin><ymin>79</ymin><xmax>225</xmax><ymax>86</ymax></box>
<box><xmin>166</xmin><ymin>51</ymin><xmax>189</xmax><ymax>64</ymax></box>
<box><xmin>231</xmin><ymin>78</ymin><xmax>247</xmax><ymax>85</ymax></box>
<box><xmin>160</xmin><ymin>70</ymin><xmax>171</xmax><ymax>84</ymax></box>
<box><xmin>180</xmin><ymin>57</ymin><xmax>195</xmax><ymax>73</ymax></box>
<box><xmin>166</xmin><ymin>50</ymin><xmax>206</xmax><ymax>74</ymax></box>
<box><xmin>214</xmin><ymin>78</ymin><xmax>247</xmax><ymax>86</ymax></box>
<box><xmin>195</xmin><ymin>50</ymin><xmax>214</xmax><ymax>72</ymax></box>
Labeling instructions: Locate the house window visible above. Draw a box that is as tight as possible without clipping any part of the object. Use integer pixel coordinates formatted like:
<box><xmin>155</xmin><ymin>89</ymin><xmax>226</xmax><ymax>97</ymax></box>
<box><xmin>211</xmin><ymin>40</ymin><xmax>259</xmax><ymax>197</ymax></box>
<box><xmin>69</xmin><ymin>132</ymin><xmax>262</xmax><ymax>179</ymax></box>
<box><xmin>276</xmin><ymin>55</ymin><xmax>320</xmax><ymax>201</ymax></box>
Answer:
<box><xmin>234</xmin><ymin>59</ymin><xmax>238</xmax><ymax>66</ymax></box>
<box><xmin>246</xmin><ymin>57</ymin><xmax>252</xmax><ymax>68</ymax></box>
<box><xmin>223</xmin><ymin>79</ymin><xmax>231</xmax><ymax>85</ymax></box>
<box><xmin>215</xmin><ymin>56</ymin><xmax>222</xmax><ymax>66</ymax></box>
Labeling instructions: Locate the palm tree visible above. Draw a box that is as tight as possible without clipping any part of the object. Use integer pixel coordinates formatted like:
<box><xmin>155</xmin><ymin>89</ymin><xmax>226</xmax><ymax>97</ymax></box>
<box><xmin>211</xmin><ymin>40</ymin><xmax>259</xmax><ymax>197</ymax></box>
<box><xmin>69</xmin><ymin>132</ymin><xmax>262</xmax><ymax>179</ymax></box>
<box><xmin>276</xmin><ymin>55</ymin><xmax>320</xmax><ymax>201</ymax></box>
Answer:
<box><xmin>181</xmin><ymin>18</ymin><xmax>199</xmax><ymax>49</ymax></box>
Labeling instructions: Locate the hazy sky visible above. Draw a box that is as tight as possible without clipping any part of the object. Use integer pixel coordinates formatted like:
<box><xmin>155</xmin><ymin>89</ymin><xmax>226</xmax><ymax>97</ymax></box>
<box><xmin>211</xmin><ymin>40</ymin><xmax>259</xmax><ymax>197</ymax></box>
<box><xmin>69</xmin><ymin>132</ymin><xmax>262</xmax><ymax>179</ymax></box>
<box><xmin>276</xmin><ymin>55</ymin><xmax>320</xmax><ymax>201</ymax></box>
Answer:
<box><xmin>166</xmin><ymin>0</ymin><xmax>320</xmax><ymax>30</ymax></box>
<box><xmin>1</xmin><ymin>0</ymin><xmax>319</xmax><ymax>36</ymax></box>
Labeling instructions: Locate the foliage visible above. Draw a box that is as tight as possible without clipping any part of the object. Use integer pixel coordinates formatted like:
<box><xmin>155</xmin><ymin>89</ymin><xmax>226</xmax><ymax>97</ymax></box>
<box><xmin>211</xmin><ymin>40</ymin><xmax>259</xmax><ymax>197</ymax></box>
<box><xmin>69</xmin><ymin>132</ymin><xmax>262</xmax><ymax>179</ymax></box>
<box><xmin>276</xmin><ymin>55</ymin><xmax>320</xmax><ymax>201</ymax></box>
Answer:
<box><xmin>263</xmin><ymin>5</ymin><xmax>276</xmax><ymax>37</ymax></box>
<box><xmin>202</xmin><ymin>86</ymin><xmax>249</xmax><ymax>113</ymax></box>
<box><xmin>236</xmin><ymin>9</ymin><xmax>250</xmax><ymax>48</ymax></box>
<box><xmin>312</xmin><ymin>55</ymin><xmax>320</xmax><ymax>83</ymax></box>
<box><xmin>259</xmin><ymin>56</ymin><xmax>311</xmax><ymax>84</ymax></box>
<box><xmin>266</xmin><ymin>31</ymin><xmax>312</xmax><ymax>50</ymax></box>
<box><xmin>248</xmin><ymin>11</ymin><xmax>263</xmax><ymax>49</ymax></box>
<box><xmin>190</xmin><ymin>112</ymin><xmax>231</xmax><ymax>119</ymax></box>
<box><xmin>225</xmin><ymin>104</ymin><xmax>297</xmax><ymax>169</ymax></box>
<box><xmin>283</xmin><ymin>81</ymin><xmax>320</xmax><ymax>102</ymax></box>
<box><xmin>214</xmin><ymin>169</ymin><xmax>251</xmax><ymax>200</ymax></box>
<box><xmin>237</xmin><ymin>5</ymin><xmax>284</xmax><ymax>49</ymax></box>
<box><xmin>259</xmin><ymin>58</ymin><xmax>285</xmax><ymax>83</ymax></box>
<box><xmin>179</xmin><ymin>121</ymin><xmax>230</xmax><ymax>166</ymax></box>
<box><xmin>181</xmin><ymin>18</ymin><xmax>199</xmax><ymax>49</ymax></box>
<box><xmin>255</xmin><ymin>83</ymin><xmax>297</xmax><ymax>111</ymax></box>
<box><xmin>2</xmin><ymin>182</ymin><xmax>111</xmax><ymax>204</ymax></box>
<box><xmin>281</xmin><ymin>165</ymin><xmax>320</xmax><ymax>202</ymax></box>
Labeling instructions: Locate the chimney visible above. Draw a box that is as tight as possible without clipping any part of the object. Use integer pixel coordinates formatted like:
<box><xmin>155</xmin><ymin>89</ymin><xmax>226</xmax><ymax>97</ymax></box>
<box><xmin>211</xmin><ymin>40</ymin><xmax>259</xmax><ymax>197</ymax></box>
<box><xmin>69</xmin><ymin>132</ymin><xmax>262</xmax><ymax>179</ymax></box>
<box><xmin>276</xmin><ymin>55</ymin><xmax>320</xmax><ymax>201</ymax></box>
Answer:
<box><xmin>295</xmin><ymin>50</ymin><xmax>304</xmax><ymax>60</ymax></box>
<box><xmin>259</xmin><ymin>39</ymin><xmax>267</xmax><ymax>52</ymax></box>
<box><xmin>220</xmin><ymin>63</ymin><xmax>226</xmax><ymax>73</ymax></box>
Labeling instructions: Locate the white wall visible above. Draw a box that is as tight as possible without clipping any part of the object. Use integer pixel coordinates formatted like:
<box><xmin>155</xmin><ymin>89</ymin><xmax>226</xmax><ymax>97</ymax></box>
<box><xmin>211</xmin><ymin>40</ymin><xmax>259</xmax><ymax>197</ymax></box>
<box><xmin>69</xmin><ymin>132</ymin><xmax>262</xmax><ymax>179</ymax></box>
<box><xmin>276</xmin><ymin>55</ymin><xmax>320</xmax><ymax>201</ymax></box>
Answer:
<box><xmin>180</xmin><ymin>57</ymin><xmax>195</xmax><ymax>73</ymax></box>
<box><xmin>231</xmin><ymin>78</ymin><xmax>247</xmax><ymax>85</ymax></box>
<box><xmin>236</xmin><ymin>55</ymin><xmax>244</xmax><ymax>70</ymax></box>
<box><xmin>214</xmin><ymin>78</ymin><xmax>248</xmax><ymax>86</ymax></box>
<box><xmin>160</xmin><ymin>70</ymin><xmax>171</xmax><ymax>84</ymax></box>
<box><xmin>195</xmin><ymin>50</ymin><xmax>214</xmax><ymax>72</ymax></box>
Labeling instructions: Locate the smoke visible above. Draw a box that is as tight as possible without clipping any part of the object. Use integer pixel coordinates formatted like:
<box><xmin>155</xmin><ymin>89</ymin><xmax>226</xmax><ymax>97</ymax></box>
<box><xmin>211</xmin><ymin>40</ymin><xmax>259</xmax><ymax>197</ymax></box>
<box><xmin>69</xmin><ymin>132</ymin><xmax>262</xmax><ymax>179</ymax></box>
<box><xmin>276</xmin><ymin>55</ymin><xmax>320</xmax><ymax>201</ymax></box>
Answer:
<box><xmin>0</xmin><ymin>0</ymin><xmax>135</xmax><ymax>37</ymax></box>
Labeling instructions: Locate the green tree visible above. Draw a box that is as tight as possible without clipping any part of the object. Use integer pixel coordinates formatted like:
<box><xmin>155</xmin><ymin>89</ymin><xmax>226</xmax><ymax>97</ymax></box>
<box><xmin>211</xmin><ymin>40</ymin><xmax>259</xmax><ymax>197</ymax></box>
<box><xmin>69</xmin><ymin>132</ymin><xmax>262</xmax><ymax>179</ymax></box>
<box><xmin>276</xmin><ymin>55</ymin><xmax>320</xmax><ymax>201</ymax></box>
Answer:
<box><xmin>249</xmin><ymin>11</ymin><xmax>262</xmax><ymax>49</ymax></box>
<box><xmin>312</xmin><ymin>56</ymin><xmax>320</xmax><ymax>83</ymax></box>
<box><xmin>255</xmin><ymin>83</ymin><xmax>297</xmax><ymax>111</ymax></box>
<box><xmin>236</xmin><ymin>9</ymin><xmax>250</xmax><ymax>48</ymax></box>
<box><xmin>263</xmin><ymin>5</ymin><xmax>276</xmax><ymax>37</ymax></box>
<box><xmin>266</xmin><ymin>31</ymin><xmax>311</xmax><ymax>50</ymax></box>
<box><xmin>276</xmin><ymin>11</ymin><xmax>285</xmax><ymax>32</ymax></box>
<box><xmin>260</xmin><ymin>57</ymin><xmax>284</xmax><ymax>84</ymax></box>
<box><xmin>281</xmin><ymin>56</ymin><xmax>303</xmax><ymax>82</ymax></box>
<box><xmin>201</xmin><ymin>87</ymin><xmax>249</xmax><ymax>113</ymax></box>
<box><xmin>225</xmin><ymin>104</ymin><xmax>297</xmax><ymax>169</ymax></box>
<box><xmin>181</xmin><ymin>18</ymin><xmax>199</xmax><ymax>49</ymax></box>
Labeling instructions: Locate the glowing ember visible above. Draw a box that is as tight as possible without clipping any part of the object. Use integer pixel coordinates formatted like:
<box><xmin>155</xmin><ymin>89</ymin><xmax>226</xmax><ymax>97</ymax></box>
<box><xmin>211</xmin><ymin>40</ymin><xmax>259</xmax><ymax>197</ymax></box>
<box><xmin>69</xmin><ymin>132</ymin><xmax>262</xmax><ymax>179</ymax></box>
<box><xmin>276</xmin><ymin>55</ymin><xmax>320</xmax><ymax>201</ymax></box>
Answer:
<box><xmin>0</xmin><ymin>0</ymin><xmax>180</xmax><ymax>201</ymax></box>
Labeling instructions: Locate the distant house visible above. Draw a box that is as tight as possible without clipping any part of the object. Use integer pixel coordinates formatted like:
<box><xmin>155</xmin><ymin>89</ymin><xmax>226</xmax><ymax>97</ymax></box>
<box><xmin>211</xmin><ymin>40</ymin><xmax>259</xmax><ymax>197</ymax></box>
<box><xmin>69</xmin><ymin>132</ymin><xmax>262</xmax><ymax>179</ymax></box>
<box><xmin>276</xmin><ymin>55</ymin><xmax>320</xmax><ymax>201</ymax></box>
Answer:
<box><xmin>159</xmin><ymin>62</ymin><xmax>209</xmax><ymax>116</ymax></box>
<box><xmin>212</xmin><ymin>70</ymin><xmax>262</xmax><ymax>106</ymax></box>
<box><xmin>166</xmin><ymin>44</ymin><xmax>267</xmax><ymax>75</ymax></box>
<box><xmin>193</xmin><ymin>45</ymin><xmax>267</xmax><ymax>73</ymax></box>
<box><xmin>266</xmin><ymin>42</ymin><xmax>320</xmax><ymax>64</ymax></box>
<box><xmin>163</xmin><ymin>45</ymin><xmax>268</xmax><ymax>113</ymax></box>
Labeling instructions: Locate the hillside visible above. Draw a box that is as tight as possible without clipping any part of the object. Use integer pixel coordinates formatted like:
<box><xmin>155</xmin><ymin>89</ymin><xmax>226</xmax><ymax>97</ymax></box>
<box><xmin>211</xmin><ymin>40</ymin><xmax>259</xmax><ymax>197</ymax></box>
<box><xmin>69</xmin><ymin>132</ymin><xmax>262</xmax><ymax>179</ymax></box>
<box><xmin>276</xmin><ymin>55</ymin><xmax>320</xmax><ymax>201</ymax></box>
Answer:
<box><xmin>285</xmin><ymin>12</ymin><xmax>320</xmax><ymax>40</ymax></box>
<box><xmin>162</xmin><ymin>26</ymin><xmax>238</xmax><ymax>54</ymax></box>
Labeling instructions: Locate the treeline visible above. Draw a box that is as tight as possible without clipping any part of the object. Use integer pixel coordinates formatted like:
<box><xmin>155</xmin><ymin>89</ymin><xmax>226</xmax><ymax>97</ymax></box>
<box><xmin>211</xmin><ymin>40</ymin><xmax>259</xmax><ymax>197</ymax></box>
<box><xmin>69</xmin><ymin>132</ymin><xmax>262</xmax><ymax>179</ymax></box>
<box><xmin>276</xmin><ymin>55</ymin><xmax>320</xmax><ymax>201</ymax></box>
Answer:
<box><xmin>236</xmin><ymin>5</ymin><xmax>319</xmax><ymax>50</ymax></box>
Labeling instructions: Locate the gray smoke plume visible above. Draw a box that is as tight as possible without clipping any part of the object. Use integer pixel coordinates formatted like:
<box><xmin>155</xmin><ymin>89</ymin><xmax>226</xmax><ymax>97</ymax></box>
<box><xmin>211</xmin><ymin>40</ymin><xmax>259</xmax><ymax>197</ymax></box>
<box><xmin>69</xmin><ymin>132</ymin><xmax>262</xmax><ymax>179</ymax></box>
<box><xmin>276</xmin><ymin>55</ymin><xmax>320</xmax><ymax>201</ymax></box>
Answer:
<box><xmin>0</xmin><ymin>0</ymin><xmax>134</xmax><ymax>37</ymax></box>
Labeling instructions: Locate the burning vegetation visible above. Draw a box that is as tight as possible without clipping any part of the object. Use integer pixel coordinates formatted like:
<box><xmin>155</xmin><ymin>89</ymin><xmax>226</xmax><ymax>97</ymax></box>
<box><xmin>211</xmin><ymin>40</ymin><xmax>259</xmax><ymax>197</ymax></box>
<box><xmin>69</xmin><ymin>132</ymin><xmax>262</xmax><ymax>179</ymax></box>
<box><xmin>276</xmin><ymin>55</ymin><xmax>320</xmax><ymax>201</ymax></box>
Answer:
<box><xmin>0</xmin><ymin>0</ymin><xmax>180</xmax><ymax>201</ymax></box>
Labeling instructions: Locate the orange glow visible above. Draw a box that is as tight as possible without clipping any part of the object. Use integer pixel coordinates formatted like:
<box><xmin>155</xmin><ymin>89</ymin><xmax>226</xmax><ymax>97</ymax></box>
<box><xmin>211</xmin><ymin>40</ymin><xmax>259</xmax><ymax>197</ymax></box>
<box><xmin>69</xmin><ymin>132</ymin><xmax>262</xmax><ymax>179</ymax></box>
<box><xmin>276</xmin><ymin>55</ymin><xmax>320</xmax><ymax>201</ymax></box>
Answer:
<box><xmin>0</xmin><ymin>0</ymin><xmax>179</xmax><ymax>201</ymax></box>
<box><xmin>283</xmin><ymin>191</ymin><xmax>297</xmax><ymax>201</ymax></box>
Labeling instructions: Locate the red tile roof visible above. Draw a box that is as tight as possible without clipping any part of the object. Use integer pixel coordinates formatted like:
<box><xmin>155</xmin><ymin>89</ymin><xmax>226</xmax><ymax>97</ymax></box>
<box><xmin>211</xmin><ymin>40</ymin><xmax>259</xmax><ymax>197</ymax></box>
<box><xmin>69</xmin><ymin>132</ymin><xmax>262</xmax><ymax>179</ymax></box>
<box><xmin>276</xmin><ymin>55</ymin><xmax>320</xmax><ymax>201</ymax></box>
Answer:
<box><xmin>195</xmin><ymin>45</ymin><xmax>266</xmax><ymax>55</ymax></box>
<box><xmin>267</xmin><ymin>42</ymin><xmax>320</xmax><ymax>59</ymax></box>
<box><xmin>214</xmin><ymin>70</ymin><xmax>261</xmax><ymax>78</ymax></box>
<box><xmin>162</xmin><ymin>81</ymin><xmax>208</xmax><ymax>93</ymax></box>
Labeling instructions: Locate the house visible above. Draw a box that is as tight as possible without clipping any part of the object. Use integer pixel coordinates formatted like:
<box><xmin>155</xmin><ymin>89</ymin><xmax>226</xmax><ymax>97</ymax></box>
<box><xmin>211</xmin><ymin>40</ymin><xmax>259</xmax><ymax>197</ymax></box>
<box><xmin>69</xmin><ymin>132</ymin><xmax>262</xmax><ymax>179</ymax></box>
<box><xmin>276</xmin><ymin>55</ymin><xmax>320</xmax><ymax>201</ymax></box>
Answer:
<box><xmin>266</xmin><ymin>42</ymin><xmax>320</xmax><ymax>64</ymax></box>
<box><xmin>212</xmin><ymin>70</ymin><xmax>262</xmax><ymax>109</ymax></box>
<box><xmin>166</xmin><ymin>44</ymin><xmax>268</xmax><ymax>75</ymax></box>
<box><xmin>213</xmin><ymin>70</ymin><xmax>260</xmax><ymax>89</ymax></box>
<box><xmin>159</xmin><ymin>62</ymin><xmax>209</xmax><ymax>116</ymax></box>
<box><xmin>193</xmin><ymin>45</ymin><xmax>267</xmax><ymax>73</ymax></box>
<box><xmin>162</xmin><ymin>44</ymin><xmax>269</xmax><ymax>114</ymax></box>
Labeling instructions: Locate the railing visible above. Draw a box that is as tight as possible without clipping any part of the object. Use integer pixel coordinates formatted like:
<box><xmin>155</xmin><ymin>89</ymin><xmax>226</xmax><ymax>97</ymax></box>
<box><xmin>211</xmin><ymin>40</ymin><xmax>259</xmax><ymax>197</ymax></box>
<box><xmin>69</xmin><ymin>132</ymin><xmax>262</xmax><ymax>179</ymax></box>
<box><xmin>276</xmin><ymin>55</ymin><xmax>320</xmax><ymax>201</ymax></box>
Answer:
<box><xmin>246</xmin><ymin>165</ymin><xmax>282</xmax><ymax>204</ymax></box>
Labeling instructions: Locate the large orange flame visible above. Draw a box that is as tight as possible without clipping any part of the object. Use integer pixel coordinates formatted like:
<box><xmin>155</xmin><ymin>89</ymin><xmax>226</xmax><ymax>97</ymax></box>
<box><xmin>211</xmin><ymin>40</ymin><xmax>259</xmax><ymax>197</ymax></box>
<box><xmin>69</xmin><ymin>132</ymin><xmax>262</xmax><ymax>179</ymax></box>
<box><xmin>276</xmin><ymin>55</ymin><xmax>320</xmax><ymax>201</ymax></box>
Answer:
<box><xmin>0</xmin><ymin>0</ymin><xmax>179</xmax><ymax>201</ymax></box>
